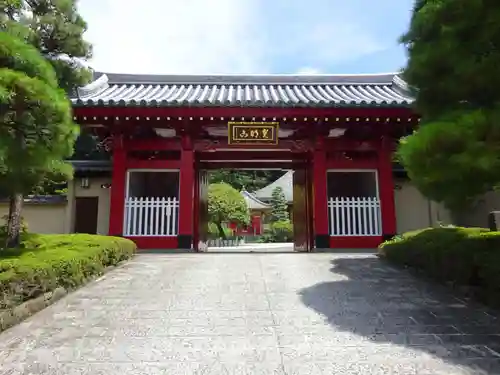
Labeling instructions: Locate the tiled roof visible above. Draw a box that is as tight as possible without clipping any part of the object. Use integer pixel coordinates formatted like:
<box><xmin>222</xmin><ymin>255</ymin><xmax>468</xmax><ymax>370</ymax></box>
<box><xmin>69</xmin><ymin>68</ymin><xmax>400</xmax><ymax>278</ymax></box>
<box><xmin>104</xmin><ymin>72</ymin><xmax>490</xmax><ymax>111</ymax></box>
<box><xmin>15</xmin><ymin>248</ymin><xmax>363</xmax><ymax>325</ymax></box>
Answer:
<box><xmin>0</xmin><ymin>195</ymin><xmax>67</xmax><ymax>205</ymax></box>
<box><xmin>70</xmin><ymin>160</ymin><xmax>112</xmax><ymax>172</ymax></box>
<box><xmin>253</xmin><ymin>171</ymin><xmax>293</xmax><ymax>202</ymax></box>
<box><xmin>241</xmin><ymin>190</ymin><xmax>271</xmax><ymax>210</ymax></box>
<box><xmin>72</xmin><ymin>72</ymin><xmax>413</xmax><ymax>108</ymax></box>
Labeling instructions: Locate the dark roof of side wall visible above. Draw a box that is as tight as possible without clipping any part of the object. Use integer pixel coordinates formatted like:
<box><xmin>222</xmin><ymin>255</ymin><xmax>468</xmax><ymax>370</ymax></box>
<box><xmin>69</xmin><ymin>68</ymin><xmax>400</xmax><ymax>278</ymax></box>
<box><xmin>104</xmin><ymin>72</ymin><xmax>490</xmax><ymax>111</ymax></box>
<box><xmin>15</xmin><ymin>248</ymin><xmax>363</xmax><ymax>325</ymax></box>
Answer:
<box><xmin>71</xmin><ymin>72</ymin><xmax>414</xmax><ymax>108</ymax></box>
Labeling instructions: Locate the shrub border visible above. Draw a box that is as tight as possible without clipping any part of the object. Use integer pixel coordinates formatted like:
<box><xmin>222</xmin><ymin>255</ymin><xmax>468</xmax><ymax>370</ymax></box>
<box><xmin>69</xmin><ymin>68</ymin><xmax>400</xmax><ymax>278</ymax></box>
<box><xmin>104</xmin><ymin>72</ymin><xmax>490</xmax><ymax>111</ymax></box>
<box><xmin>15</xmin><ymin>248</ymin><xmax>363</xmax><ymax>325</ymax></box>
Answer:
<box><xmin>0</xmin><ymin>260</ymin><xmax>129</xmax><ymax>333</ymax></box>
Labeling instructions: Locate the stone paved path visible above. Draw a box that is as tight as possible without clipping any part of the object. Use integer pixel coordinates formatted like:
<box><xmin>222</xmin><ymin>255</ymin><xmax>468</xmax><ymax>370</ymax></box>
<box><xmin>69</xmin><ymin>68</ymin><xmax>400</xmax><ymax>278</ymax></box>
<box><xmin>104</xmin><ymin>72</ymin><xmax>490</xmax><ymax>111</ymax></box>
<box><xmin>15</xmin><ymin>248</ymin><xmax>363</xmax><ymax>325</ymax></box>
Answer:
<box><xmin>2</xmin><ymin>254</ymin><xmax>500</xmax><ymax>374</ymax></box>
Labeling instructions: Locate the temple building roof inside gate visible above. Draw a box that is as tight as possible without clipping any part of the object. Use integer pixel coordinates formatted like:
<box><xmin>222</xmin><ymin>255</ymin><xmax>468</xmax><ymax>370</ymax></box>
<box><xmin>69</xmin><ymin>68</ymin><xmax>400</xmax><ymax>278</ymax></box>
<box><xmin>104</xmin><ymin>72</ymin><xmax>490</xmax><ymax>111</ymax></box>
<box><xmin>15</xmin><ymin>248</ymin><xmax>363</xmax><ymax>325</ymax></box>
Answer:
<box><xmin>241</xmin><ymin>190</ymin><xmax>271</xmax><ymax>210</ymax></box>
<box><xmin>72</xmin><ymin>72</ymin><xmax>414</xmax><ymax>108</ymax></box>
<box><xmin>253</xmin><ymin>171</ymin><xmax>294</xmax><ymax>203</ymax></box>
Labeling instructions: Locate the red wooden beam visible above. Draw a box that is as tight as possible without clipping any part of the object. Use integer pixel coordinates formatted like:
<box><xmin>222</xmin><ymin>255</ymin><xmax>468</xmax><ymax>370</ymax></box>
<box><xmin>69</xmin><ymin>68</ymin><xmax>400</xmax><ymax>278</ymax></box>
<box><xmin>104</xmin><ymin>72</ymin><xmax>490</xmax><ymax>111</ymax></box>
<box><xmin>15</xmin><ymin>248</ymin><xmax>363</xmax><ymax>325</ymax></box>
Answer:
<box><xmin>196</xmin><ymin>151</ymin><xmax>303</xmax><ymax>161</ymax></box>
<box><xmin>193</xmin><ymin>139</ymin><xmax>314</xmax><ymax>152</ymax></box>
<box><xmin>121</xmin><ymin>137</ymin><xmax>381</xmax><ymax>155</ymax></box>
<box><xmin>125</xmin><ymin>159</ymin><xmax>181</xmax><ymax>169</ymax></box>
<box><xmin>124</xmin><ymin>138</ymin><xmax>181</xmax><ymax>151</ymax></box>
<box><xmin>73</xmin><ymin>106</ymin><xmax>415</xmax><ymax>119</ymax></box>
<box><xmin>197</xmin><ymin>161</ymin><xmax>305</xmax><ymax>169</ymax></box>
<box><xmin>323</xmin><ymin>138</ymin><xmax>380</xmax><ymax>151</ymax></box>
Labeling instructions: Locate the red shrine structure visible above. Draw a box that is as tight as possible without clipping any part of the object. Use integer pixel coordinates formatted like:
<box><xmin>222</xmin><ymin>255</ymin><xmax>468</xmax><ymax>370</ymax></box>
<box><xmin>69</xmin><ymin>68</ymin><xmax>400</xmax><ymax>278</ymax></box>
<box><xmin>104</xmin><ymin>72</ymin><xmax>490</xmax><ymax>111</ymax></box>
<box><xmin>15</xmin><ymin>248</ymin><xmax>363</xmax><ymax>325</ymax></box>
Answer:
<box><xmin>72</xmin><ymin>72</ymin><xmax>416</xmax><ymax>251</ymax></box>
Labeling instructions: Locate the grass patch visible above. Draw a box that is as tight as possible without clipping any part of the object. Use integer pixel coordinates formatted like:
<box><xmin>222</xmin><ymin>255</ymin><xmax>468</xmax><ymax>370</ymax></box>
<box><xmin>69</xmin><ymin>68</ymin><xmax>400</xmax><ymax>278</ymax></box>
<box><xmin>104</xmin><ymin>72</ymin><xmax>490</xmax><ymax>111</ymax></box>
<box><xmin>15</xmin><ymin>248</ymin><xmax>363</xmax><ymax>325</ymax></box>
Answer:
<box><xmin>378</xmin><ymin>227</ymin><xmax>500</xmax><ymax>307</ymax></box>
<box><xmin>0</xmin><ymin>233</ymin><xmax>136</xmax><ymax>310</ymax></box>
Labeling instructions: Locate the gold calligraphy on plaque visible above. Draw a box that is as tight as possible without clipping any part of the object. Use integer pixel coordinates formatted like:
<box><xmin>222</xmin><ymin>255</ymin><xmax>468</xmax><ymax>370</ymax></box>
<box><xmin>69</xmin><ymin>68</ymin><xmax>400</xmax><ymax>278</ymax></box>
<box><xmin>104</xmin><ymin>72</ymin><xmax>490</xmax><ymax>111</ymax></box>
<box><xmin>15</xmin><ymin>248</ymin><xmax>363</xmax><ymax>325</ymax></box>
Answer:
<box><xmin>228</xmin><ymin>122</ymin><xmax>279</xmax><ymax>145</ymax></box>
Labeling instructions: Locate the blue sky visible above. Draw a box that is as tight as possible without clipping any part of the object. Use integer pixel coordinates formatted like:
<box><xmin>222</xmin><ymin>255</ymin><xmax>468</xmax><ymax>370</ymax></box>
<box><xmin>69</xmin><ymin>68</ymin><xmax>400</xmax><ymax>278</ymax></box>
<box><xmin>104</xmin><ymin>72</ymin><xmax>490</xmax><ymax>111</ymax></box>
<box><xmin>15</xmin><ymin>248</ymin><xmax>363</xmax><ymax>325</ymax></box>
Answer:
<box><xmin>79</xmin><ymin>0</ymin><xmax>414</xmax><ymax>75</ymax></box>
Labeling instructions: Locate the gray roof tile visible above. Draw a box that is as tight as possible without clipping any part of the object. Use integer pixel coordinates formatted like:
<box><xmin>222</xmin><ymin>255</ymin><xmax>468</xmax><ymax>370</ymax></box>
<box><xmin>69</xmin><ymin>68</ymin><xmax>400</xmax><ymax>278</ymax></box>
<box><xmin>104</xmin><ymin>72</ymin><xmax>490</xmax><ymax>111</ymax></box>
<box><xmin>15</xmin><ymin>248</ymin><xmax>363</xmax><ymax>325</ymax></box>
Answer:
<box><xmin>241</xmin><ymin>190</ymin><xmax>271</xmax><ymax>210</ymax></box>
<box><xmin>253</xmin><ymin>171</ymin><xmax>294</xmax><ymax>202</ymax></box>
<box><xmin>72</xmin><ymin>72</ymin><xmax>413</xmax><ymax>108</ymax></box>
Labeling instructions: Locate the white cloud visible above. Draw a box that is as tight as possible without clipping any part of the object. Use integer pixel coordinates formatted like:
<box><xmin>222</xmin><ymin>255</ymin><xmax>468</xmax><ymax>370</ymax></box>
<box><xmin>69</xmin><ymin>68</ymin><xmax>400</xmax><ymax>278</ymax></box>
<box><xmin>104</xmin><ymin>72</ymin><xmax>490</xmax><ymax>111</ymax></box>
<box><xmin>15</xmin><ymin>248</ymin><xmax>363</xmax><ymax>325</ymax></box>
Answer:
<box><xmin>78</xmin><ymin>0</ymin><xmax>389</xmax><ymax>75</ymax></box>
<box><xmin>79</xmin><ymin>0</ymin><xmax>268</xmax><ymax>74</ymax></box>
<box><xmin>296</xmin><ymin>67</ymin><xmax>322</xmax><ymax>75</ymax></box>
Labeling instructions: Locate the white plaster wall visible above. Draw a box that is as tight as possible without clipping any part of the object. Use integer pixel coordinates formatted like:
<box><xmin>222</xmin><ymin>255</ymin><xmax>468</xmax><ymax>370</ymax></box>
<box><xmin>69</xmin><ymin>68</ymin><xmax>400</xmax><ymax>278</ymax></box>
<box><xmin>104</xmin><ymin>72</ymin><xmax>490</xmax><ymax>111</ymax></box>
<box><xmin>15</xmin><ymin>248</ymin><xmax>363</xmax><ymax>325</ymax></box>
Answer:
<box><xmin>394</xmin><ymin>179</ymin><xmax>452</xmax><ymax>233</ymax></box>
<box><xmin>0</xmin><ymin>204</ymin><xmax>67</xmax><ymax>234</ymax></box>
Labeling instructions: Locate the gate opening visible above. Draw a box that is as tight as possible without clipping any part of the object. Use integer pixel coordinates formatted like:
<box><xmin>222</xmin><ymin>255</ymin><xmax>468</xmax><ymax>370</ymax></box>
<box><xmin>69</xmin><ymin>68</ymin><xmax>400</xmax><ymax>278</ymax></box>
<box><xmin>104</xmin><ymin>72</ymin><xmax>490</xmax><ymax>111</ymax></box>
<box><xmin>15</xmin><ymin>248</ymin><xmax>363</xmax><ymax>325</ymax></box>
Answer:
<box><xmin>193</xmin><ymin>152</ymin><xmax>313</xmax><ymax>252</ymax></box>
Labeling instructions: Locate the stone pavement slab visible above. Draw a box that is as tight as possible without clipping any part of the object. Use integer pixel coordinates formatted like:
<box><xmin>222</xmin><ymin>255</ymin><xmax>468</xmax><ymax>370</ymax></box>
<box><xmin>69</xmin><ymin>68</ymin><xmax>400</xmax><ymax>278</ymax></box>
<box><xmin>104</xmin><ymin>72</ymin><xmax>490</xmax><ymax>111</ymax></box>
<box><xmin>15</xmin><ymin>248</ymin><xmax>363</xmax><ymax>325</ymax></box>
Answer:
<box><xmin>1</xmin><ymin>253</ymin><xmax>500</xmax><ymax>374</ymax></box>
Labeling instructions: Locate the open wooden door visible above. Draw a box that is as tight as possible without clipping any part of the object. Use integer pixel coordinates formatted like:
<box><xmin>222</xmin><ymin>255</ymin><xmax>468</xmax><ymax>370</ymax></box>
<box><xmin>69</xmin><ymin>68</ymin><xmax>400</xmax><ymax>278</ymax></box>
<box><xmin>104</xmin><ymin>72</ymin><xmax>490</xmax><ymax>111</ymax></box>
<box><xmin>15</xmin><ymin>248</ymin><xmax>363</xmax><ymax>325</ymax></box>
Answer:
<box><xmin>293</xmin><ymin>166</ymin><xmax>313</xmax><ymax>252</ymax></box>
<box><xmin>194</xmin><ymin>168</ymin><xmax>209</xmax><ymax>251</ymax></box>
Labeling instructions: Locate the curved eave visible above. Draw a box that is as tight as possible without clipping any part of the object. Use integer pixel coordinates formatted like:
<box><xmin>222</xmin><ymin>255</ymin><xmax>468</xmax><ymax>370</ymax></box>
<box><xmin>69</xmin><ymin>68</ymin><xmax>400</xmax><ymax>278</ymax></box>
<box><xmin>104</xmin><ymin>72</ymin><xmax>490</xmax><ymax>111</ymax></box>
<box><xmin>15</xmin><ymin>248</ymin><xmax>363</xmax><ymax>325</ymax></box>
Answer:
<box><xmin>71</xmin><ymin>99</ymin><xmax>412</xmax><ymax>109</ymax></box>
<box><xmin>241</xmin><ymin>190</ymin><xmax>272</xmax><ymax>210</ymax></box>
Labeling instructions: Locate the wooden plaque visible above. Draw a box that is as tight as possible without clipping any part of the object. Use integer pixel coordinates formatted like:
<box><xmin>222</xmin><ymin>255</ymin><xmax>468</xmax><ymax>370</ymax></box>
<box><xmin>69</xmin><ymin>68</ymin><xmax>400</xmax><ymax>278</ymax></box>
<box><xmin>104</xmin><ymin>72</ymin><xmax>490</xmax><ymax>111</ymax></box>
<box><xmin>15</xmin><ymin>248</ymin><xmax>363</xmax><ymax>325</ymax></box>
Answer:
<box><xmin>228</xmin><ymin>122</ymin><xmax>279</xmax><ymax>145</ymax></box>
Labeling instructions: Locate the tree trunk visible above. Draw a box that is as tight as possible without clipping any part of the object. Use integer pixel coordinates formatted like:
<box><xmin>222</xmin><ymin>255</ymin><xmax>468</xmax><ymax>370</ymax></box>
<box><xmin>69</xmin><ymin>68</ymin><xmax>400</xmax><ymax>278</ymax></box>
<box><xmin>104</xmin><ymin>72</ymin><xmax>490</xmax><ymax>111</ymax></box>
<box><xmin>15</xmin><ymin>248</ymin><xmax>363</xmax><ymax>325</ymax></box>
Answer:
<box><xmin>6</xmin><ymin>193</ymin><xmax>23</xmax><ymax>248</ymax></box>
<box><xmin>216</xmin><ymin>222</ymin><xmax>226</xmax><ymax>240</ymax></box>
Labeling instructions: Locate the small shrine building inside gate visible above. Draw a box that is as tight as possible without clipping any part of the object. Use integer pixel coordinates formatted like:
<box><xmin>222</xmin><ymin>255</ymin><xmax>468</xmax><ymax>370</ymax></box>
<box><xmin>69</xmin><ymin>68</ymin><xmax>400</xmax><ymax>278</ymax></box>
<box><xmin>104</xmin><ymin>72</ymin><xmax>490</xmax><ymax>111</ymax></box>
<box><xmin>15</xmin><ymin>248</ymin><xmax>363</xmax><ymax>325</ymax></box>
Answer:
<box><xmin>72</xmin><ymin>72</ymin><xmax>417</xmax><ymax>251</ymax></box>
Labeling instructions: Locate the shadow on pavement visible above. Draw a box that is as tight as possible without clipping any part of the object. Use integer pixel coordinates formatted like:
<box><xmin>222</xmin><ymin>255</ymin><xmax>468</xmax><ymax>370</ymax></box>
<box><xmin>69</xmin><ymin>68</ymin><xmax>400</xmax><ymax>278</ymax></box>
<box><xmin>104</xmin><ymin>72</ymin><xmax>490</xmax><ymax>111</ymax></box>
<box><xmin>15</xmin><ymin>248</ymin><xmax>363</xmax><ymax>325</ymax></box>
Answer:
<box><xmin>299</xmin><ymin>257</ymin><xmax>500</xmax><ymax>374</ymax></box>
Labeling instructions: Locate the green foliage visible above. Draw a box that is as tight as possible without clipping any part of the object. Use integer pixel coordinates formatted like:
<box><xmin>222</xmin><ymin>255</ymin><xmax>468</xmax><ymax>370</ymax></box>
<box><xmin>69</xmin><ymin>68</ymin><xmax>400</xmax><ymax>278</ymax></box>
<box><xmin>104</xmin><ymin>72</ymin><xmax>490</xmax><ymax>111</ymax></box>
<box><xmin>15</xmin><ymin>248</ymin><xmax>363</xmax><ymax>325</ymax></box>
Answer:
<box><xmin>397</xmin><ymin>110</ymin><xmax>500</xmax><ymax>210</ymax></box>
<box><xmin>271</xmin><ymin>220</ymin><xmax>293</xmax><ymax>242</ymax></box>
<box><xmin>379</xmin><ymin>227</ymin><xmax>500</xmax><ymax>307</ymax></box>
<box><xmin>258</xmin><ymin>220</ymin><xmax>294</xmax><ymax>243</ymax></box>
<box><xmin>398</xmin><ymin>0</ymin><xmax>500</xmax><ymax>208</ymax></box>
<box><xmin>71</xmin><ymin>131</ymin><xmax>110</xmax><ymax>160</ymax></box>
<box><xmin>208</xmin><ymin>222</ymin><xmax>234</xmax><ymax>239</ymax></box>
<box><xmin>0</xmin><ymin>0</ymin><xmax>93</xmax><ymax>91</ymax></box>
<box><xmin>209</xmin><ymin>170</ymin><xmax>285</xmax><ymax>192</ymax></box>
<box><xmin>0</xmin><ymin>214</ymin><xmax>28</xmax><ymax>237</ymax></box>
<box><xmin>0</xmin><ymin>67</ymin><xmax>78</xmax><ymax>195</ymax></box>
<box><xmin>400</xmin><ymin>0</ymin><xmax>500</xmax><ymax>118</ymax></box>
<box><xmin>0</xmin><ymin>234</ymin><xmax>136</xmax><ymax>309</ymax></box>
<box><xmin>0</xmin><ymin>32</ymin><xmax>57</xmax><ymax>87</ymax></box>
<box><xmin>208</xmin><ymin>183</ymin><xmax>249</xmax><ymax>238</ymax></box>
<box><xmin>270</xmin><ymin>187</ymin><xmax>289</xmax><ymax>222</ymax></box>
<box><xmin>0</xmin><ymin>33</ymin><xmax>78</xmax><ymax>246</ymax></box>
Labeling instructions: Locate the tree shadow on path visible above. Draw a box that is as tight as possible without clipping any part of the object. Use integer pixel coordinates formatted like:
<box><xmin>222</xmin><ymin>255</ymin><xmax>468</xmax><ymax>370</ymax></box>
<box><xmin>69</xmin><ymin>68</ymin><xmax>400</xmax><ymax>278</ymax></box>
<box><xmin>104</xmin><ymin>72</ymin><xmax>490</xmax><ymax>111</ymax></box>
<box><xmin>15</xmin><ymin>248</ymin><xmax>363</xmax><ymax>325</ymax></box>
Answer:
<box><xmin>299</xmin><ymin>256</ymin><xmax>500</xmax><ymax>374</ymax></box>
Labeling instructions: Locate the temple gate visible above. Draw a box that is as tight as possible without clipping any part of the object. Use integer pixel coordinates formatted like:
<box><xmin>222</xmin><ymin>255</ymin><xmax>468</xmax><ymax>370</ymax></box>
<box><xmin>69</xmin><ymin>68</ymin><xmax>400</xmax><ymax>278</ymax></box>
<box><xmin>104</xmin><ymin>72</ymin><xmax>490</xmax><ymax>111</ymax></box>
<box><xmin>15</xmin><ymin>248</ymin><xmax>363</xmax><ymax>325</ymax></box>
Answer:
<box><xmin>72</xmin><ymin>72</ymin><xmax>415</xmax><ymax>250</ymax></box>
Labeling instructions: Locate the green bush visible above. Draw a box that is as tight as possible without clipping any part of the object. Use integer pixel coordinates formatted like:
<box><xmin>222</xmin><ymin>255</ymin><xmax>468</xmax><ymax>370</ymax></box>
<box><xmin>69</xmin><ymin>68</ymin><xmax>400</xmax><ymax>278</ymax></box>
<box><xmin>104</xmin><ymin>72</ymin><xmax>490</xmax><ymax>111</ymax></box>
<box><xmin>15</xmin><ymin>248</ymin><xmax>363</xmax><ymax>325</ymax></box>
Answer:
<box><xmin>257</xmin><ymin>233</ymin><xmax>275</xmax><ymax>243</ymax></box>
<box><xmin>0</xmin><ymin>234</ymin><xmax>136</xmax><ymax>309</ymax></box>
<box><xmin>207</xmin><ymin>222</ymin><xmax>234</xmax><ymax>239</ymax></box>
<box><xmin>379</xmin><ymin>227</ymin><xmax>500</xmax><ymax>306</ymax></box>
<box><xmin>270</xmin><ymin>220</ymin><xmax>293</xmax><ymax>242</ymax></box>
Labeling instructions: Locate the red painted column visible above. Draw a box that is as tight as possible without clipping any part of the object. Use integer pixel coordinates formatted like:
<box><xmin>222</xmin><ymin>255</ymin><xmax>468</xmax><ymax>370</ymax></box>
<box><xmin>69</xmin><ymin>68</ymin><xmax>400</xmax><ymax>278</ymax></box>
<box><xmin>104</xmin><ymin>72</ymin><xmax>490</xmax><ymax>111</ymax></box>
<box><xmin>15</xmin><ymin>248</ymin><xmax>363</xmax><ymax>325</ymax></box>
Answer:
<box><xmin>108</xmin><ymin>135</ymin><xmax>126</xmax><ymax>236</ymax></box>
<box><xmin>312</xmin><ymin>142</ymin><xmax>329</xmax><ymax>249</ymax></box>
<box><xmin>178</xmin><ymin>135</ymin><xmax>194</xmax><ymax>249</ymax></box>
<box><xmin>378</xmin><ymin>138</ymin><xmax>397</xmax><ymax>239</ymax></box>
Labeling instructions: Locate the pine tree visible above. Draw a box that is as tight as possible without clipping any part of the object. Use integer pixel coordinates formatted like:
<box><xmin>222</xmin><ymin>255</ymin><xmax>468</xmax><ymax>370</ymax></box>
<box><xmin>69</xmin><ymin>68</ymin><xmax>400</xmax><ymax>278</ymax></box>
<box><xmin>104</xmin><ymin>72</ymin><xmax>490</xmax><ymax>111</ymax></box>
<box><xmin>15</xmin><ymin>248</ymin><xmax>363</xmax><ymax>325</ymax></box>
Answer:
<box><xmin>0</xmin><ymin>1</ymin><xmax>91</xmax><ymax>246</ymax></box>
<box><xmin>0</xmin><ymin>33</ymin><xmax>76</xmax><ymax>247</ymax></box>
<box><xmin>398</xmin><ymin>0</ymin><xmax>500</xmax><ymax>209</ymax></box>
<box><xmin>270</xmin><ymin>187</ymin><xmax>289</xmax><ymax>222</ymax></box>
<box><xmin>1</xmin><ymin>0</ymin><xmax>92</xmax><ymax>91</ymax></box>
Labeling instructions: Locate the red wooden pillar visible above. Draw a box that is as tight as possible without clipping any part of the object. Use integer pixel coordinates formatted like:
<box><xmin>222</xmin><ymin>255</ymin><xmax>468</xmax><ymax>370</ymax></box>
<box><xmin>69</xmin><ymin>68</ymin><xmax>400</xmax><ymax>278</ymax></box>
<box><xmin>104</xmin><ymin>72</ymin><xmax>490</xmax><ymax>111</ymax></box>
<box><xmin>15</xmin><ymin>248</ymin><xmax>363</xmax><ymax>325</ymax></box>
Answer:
<box><xmin>378</xmin><ymin>138</ymin><xmax>397</xmax><ymax>240</ymax></box>
<box><xmin>178</xmin><ymin>135</ymin><xmax>194</xmax><ymax>249</ymax></box>
<box><xmin>108</xmin><ymin>135</ymin><xmax>126</xmax><ymax>236</ymax></box>
<box><xmin>312</xmin><ymin>141</ymin><xmax>329</xmax><ymax>249</ymax></box>
<box><xmin>193</xmin><ymin>160</ymin><xmax>200</xmax><ymax>250</ymax></box>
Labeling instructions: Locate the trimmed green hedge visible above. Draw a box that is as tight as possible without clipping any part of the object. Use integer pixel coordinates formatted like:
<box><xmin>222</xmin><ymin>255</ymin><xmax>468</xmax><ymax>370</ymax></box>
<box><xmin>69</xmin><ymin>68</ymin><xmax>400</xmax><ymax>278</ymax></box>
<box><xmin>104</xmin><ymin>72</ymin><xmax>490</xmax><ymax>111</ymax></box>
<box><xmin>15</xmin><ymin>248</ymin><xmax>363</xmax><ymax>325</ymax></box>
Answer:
<box><xmin>378</xmin><ymin>227</ymin><xmax>500</xmax><ymax>306</ymax></box>
<box><xmin>0</xmin><ymin>234</ymin><xmax>136</xmax><ymax>309</ymax></box>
